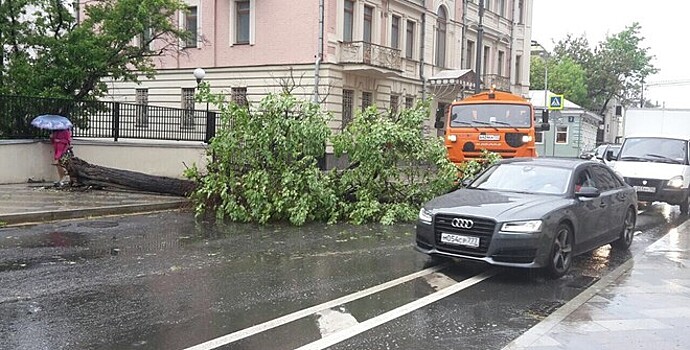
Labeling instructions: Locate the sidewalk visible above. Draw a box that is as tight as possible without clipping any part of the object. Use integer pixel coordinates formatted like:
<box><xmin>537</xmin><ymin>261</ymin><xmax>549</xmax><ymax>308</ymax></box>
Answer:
<box><xmin>504</xmin><ymin>220</ymin><xmax>690</xmax><ymax>350</ymax></box>
<box><xmin>0</xmin><ymin>183</ymin><xmax>188</xmax><ymax>225</ymax></box>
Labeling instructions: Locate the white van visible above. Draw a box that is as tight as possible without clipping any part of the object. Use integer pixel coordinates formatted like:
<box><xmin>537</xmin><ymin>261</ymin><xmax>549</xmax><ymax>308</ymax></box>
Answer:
<box><xmin>611</xmin><ymin>135</ymin><xmax>690</xmax><ymax>213</ymax></box>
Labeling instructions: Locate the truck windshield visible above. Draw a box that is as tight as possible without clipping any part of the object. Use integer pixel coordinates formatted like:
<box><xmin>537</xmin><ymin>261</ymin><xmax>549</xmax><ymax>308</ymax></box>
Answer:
<box><xmin>450</xmin><ymin>104</ymin><xmax>532</xmax><ymax>128</ymax></box>
<box><xmin>619</xmin><ymin>138</ymin><xmax>688</xmax><ymax>165</ymax></box>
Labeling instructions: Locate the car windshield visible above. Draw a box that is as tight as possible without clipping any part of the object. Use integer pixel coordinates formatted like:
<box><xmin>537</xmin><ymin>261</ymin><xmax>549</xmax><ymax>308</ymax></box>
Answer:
<box><xmin>618</xmin><ymin>137</ymin><xmax>688</xmax><ymax>164</ymax></box>
<box><xmin>450</xmin><ymin>104</ymin><xmax>532</xmax><ymax>128</ymax></box>
<box><xmin>470</xmin><ymin>163</ymin><xmax>572</xmax><ymax>195</ymax></box>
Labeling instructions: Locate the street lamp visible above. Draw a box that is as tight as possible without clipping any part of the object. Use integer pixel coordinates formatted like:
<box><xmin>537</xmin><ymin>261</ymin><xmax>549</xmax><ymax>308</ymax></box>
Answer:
<box><xmin>530</xmin><ymin>40</ymin><xmax>549</xmax><ymax>106</ymax></box>
<box><xmin>193</xmin><ymin>67</ymin><xmax>206</xmax><ymax>86</ymax></box>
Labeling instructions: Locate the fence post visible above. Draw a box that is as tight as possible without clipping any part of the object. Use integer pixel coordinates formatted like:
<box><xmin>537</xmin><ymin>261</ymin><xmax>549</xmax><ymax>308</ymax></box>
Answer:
<box><xmin>204</xmin><ymin>111</ymin><xmax>216</xmax><ymax>143</ymax></box>
<box><xmin>113</xmin><ymin>102</ymin><xmax>120</xmax><ymax>141</ymax></box>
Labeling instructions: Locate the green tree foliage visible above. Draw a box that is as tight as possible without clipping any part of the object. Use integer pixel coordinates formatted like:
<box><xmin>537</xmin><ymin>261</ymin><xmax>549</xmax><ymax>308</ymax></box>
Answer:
<box><xmin>330</xmin><ymin>102</ymin><xmax>459</xmax><ymax>225</ymax></box>
<box><xmin>185</xmin><ymin>89</ymin><xmax>337</xmax><ymax>226</ymax></box>
<box><xmin>530</xmin><ymin>56</ymin><xmax>588</xmax><ymax>107</ymax></box>
<box><xmin>186</xmin><ymin>92</ymin><xmax>472</xmax><ymax>226</ymax></box>
<box><xmin>0</xmin><ymin>0</ymin><xmax>189</xmax><ymax>99</ymax></box>
<box><xmin>553</xmin><ymin>23</ymin><xmax>658</xmax><ymax>113</ymax></box>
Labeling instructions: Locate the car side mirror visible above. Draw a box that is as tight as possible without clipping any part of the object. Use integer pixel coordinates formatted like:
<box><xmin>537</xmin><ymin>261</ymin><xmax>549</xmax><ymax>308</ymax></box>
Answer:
<box><xmin>434</xmin><ymin>120</ymin><xmax>445</xmax><ymax>129</ymax></box>
<box><xmin>576</xmin><ymin>186</ymin><xmax>600</xmax><ymax>198</ymax></box>
<box><xmin>605</xmin><ymin>150</ymin><xmax>616</xmax><ymax>161</ymax></box>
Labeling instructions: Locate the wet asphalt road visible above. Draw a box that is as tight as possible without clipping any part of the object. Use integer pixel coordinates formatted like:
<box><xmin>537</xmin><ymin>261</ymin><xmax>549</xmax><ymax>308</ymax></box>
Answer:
<box><xmin>0</xmin><ymin>204</ymin><xmax>685</xmax><ymax>350</ymax></box>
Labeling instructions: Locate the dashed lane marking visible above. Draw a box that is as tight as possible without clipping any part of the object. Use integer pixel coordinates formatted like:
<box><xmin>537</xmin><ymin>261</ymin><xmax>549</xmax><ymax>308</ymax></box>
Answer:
<box><xmin>183</xmin><ymin>264</ymin><xmax>447</xmax><ymax>350</ymax></box>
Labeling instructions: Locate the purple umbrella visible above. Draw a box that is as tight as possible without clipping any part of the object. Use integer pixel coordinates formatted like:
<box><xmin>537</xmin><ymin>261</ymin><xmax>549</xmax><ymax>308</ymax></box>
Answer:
<box><xmin>31</xmin><ymin>114</ymin><xmax>73</xmax><ymax>131</ymax></box>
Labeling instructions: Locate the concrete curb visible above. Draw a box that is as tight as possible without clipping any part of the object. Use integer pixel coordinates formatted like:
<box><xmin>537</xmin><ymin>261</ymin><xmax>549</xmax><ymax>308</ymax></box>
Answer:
<box><xmin>502</xmin><ymin>220</ymin><xmax>690</xmax><ymax>350</ymax></box>
<box><xmin>0</xmin><ymin>201</ymin><xmax>188</xmax><ymax>226</ymax></box>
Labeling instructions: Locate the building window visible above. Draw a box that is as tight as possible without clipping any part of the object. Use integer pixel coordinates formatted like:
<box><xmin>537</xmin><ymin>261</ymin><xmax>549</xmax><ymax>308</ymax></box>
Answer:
<box><xmin>363</xmin><ymin>5</ymin><xmax>373</xmax><ymax>43</ymax></box>
<box><xmin>405</xmin><ymin>96</ymin><xmax>414</xmax><ymax>109</ymax></box>
<box><xmin>535</xmin><ymin>132</ymin><xmax>543</xmax><ymax>144</ymax></box>
<box><xmin>498</xmin><ymin>0</ymin><xmax>506</xmax><ymax>17</ymax></box>
<box><xmin>435</xmin><ymin>7</ymin><xmax>447</xmax><ymax>67</ymax></box>
<box><xmin>515</xmin><ymin>55</ymin><xmax>522</xmax><ymax>84</ymax></box>
<box><xmin>181</xmin><ymin>88</ymin><xmax>195</xmax><ymax>128</ymax></box>
<box><xmin>232</xmin><ymin>87</ymin><xmax>248</xmax><ymax>107</ymax></box>
<box><xmin>483</xmin><ymin>46</ymin><xmax>490</xmax><ymax>76</ymax></box>
<box><xmin>391</xmin><ymin>15</ymin><xmax>400</xmax><ymax>49</ymax></box>
<box><xmin>136</xmin><ymin>88</ymin><xmax>149</xmax><ymax>127</ymax></box>
<box><xmin>344</xmin><ymin>0</ymin><xmax>354</xmax><ymax>42</ymax></box>
<box><xmin>497</xmin><ymin>50</ymin><xmax>505</xmax><ymax>76</ymax></box>
<box><xmin>484</xmin><ymin>0</ymin><xmax>490</xmax><ymax>10</ymax></box>
<box><xmin>556</xmin><ymin>125</ymin><xmax>569</xmax><ymax>144</ymax></box>
<box><xmin>139</xmin><ymin>28</ymin><xmax>152</xmax><ymax>49</ymax></box>
<box><xmin>342</xmin><ymin>89</ymin><xmax>354</xmax><ymax>129</ymax></box>
<box><xmin>184</xmin><ymin>6</ymin><xmax>197</xmax><ymax>48</ymax></box>
<box><xmin>465</xmin><ymin>40</ymin><xmax>475</xmax><ymax>69</ymax></box>
<box><xmin>518</xmin><ymin>0</ymin><xmax>524</xmax><ymax>24</ymax></box>
<box><xmin>390</xmin><ymin>95</ymin><xmax>399</xmax><ymax>113</ymax></box>
<box><xmin>362</xmin><ymin>91</ymin><xmax>373</xmax><ymax>109</ymax></box>
<box><xmin>236</xmin><ymin>1</ymin><xmax>250</xmax><ymax>44</ymax></box>
<box><xmin>406</xmin><ymin>20</ymin><xmax>415</xmax><ymax>59</ymax></box>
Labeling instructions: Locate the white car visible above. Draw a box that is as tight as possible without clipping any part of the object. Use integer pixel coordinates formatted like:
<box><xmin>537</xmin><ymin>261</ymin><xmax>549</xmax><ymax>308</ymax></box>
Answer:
<box><xmin>592</xmin><ymin>144</ymin><xmax>621</xmax><ymax>166</ymax></box>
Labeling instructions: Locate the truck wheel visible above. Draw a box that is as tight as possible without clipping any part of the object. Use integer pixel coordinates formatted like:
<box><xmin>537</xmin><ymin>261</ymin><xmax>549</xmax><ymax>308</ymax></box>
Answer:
<box><xmin>681</xmin><ymin>193</ymin><xmax>689</xmax><ymax>215</ymax></box>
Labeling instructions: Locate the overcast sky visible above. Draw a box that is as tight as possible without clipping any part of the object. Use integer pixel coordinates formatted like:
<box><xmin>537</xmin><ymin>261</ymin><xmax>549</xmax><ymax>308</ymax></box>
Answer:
<box><xmin>532</xmin><ymin>0</ymin><xmax>689</xmax><ymax>108</ymax></box>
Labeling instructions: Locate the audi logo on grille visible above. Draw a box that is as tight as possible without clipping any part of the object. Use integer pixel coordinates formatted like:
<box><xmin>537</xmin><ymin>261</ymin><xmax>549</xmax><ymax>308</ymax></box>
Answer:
<box><xmin>451</xmin><ymin>218</ymin><xmax>474</xmax><ymax>229</ymax></box>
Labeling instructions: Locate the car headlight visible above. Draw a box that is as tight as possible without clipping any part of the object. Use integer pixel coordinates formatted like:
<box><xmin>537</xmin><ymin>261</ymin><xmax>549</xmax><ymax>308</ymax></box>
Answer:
<box><xmin>418</xmin><ymin>208</ymin><xmax>432</xmax><ymax>225</ymax></box>
<box><xmin>521</xmin><ymin>135</ymin><xmax>533</xmax><ymax>143</ymax></box>
<box><xmin>501</xmin><ymin>220</ymin><xmax>543</xmax><ymax>233</ymax></box>
<box><xmin>448</xmin><ymin>134</ymin><xmax>458</xmax><ymax>142</ymax></box>
<box><xmin>668</xmin><ymin>176</ymin><xmax>684</xmax><ymax>188</ymax></box>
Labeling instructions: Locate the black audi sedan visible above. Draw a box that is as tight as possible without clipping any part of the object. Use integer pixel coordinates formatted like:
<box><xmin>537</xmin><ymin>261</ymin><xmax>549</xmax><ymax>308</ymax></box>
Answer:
<box><xmin>415</xmin><ymin>158</ymin><xmax>637</xmax><ymax>278</ymax></box>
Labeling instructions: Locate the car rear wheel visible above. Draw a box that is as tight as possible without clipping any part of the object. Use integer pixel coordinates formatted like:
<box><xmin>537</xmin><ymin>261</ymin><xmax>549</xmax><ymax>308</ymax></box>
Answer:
<box><xmin>612</xmin><ymin>207</ymin><xmax>636</xmax><ymax>250</ymax></box>
<box><xmin>545</xmin><ymin>224</ymin><xmax>573</xmax><ymax>279</ymax></box>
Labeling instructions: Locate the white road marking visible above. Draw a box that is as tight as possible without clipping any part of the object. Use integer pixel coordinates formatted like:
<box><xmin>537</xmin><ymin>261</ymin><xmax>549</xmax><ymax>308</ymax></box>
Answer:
<box><xmin>183</xmin><ymin>265</ymin><xmax>446</xmax><ymax>350</ymax></box>
<box><xmin>315</xmin><ymin>307</ymin><xmax>359</xmax><ymax>338</ymax></box>
<box><xmin>296</xmin><ymin>270</ymin><xmax>497</xmax><ymax>350</ymax></box>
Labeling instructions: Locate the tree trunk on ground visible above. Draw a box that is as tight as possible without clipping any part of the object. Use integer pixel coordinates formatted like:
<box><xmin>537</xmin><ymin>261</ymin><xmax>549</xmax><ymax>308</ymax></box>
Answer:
<box><xmin>63</xmin><ymin>157</ymin><xmax>195</xmax><ymax>197</ymax></box>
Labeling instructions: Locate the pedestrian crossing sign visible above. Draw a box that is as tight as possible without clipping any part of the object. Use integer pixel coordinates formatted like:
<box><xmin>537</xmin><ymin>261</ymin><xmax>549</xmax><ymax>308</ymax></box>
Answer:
<box><xmin>548</xmin><ymin>95</ymin><xmax>564</xmax><ymax>110</ymax></box>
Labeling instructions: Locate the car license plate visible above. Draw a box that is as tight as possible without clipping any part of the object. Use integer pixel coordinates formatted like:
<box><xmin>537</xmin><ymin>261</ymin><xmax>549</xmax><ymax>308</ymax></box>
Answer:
<box><xmin>633</xmin><ymin>186</ymin><xmax>656</xmax><ymax>193</ymax></box>
<box><xmin>440</xmin><ymin>233</ymin><xmax>480</xmax><ymax>248</ymax></box>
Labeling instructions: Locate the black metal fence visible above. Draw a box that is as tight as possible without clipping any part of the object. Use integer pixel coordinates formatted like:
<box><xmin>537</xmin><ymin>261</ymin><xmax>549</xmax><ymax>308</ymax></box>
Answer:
<box><xmin>0</xmin><ymin>94</ymin><xmax>218</xmax><ymax>142</ymax></box>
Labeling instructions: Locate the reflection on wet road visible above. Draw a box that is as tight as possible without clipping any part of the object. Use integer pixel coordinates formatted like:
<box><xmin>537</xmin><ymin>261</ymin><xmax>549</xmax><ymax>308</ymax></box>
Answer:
<box><xmin>0</xmin><ymin>203</ymin><xmax>686</xmax><ymax>350</ymax></box>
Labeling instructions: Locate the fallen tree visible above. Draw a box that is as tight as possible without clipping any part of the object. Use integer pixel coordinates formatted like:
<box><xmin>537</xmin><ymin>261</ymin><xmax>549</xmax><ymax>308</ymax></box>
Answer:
<box><xmin>63</xmin><ymin>157</ymin><xmax>195</xmax><ymax>197</ymax></box>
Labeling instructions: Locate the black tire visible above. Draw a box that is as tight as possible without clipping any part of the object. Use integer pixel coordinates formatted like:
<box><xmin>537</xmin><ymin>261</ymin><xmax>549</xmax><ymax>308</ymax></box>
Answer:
<box><xmin>612</xmin><ymin>207</ymin><xmax>636</xmax><ymax>250</ymax></box>
<box><xmin>545</xmin><ymin>224</ymin><xmax>574</xmax><ymax>279</ymax></box>
<box><xmin>681</xmin><ymin>193</ymin><xmax>689</xmax><ymax>215</ymax></box>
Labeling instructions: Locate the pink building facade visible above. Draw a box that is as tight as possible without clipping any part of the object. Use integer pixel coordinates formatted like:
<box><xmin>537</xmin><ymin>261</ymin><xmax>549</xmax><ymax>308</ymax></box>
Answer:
<box><xmin>104</xmin><ymin>0</ymin><xmax>533</xmax><ymax>139</ymax></box>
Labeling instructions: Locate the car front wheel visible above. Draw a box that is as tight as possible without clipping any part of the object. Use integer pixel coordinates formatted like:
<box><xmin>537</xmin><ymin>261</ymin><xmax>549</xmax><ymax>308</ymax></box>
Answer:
<box><xmin>612</xmin><ymin>207</ymin><xmax>636</xmax><ymax>250</ymax></box>
<box><xmin>545</xmin><ymin>224</ymin><xmax>573</xmax><ymax>279</ymax></box>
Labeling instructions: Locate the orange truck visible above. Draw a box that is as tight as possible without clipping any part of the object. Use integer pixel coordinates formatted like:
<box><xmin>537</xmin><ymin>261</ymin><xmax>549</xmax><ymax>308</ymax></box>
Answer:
<box><xmin>435</xmin><ymin>89</ymin><xmax>550</xmax><ymax>164</ymax></box>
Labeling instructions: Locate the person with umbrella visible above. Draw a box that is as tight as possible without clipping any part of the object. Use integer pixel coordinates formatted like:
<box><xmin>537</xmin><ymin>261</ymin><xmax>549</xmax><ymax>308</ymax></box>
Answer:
<box><xmin>31</xmin><ymin>115</ymin><xmax>73</xmax><ymax>186</ymax></box>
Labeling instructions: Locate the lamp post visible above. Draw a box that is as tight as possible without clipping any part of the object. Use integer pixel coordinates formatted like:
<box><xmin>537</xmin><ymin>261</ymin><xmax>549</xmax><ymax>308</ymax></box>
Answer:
<box><xmin>530</xmin><ymin>40</ymin><xmax>549</xmax><ymax>107</ymax></box>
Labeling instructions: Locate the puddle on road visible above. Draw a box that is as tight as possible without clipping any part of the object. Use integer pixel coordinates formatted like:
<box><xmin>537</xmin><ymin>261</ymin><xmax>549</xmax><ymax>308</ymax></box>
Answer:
<box><xmin>0</xmin><ymin>231</ymin><xmax>88</xmax><ymax>249</ymax></box>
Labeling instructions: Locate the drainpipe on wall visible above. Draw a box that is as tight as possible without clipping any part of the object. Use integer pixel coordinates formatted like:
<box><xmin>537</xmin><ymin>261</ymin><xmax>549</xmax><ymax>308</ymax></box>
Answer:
<box><xmin>461</xmin><ymin>0</ymin><xmax>467</xmax><ymax>69</ymax></box>
<box><xmin>314</xmin><ymin>0</ymin><xmax>324</xmax><ymax>103</ymax></box>
<box><xmin>420</xmin><ymin>12</ymin><xmax>426</xmax><ymax>100</ymax></box>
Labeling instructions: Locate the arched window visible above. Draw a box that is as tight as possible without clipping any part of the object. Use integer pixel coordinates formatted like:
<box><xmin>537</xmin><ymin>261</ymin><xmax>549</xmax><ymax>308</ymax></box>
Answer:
<box><xmin>435</xmin><ymin>7</ymin><xmax>447</xmax><ymax>67</ymax></box>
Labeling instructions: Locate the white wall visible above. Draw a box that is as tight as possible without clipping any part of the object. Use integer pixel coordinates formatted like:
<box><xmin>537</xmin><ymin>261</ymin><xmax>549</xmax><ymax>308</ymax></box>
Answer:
<box><xmin>0</xmin><ymin>139</ymin><xmax>209</xmax><ymax>184</ymax></box>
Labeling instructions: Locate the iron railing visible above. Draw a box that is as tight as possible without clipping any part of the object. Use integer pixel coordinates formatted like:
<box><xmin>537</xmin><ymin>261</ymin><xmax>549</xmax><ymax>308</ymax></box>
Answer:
<box><xmin>340</xmin><ymin>41</ymin><xmax>403</xmax><ymax>71</ymax></box>
<box><xmin>0</xmin><ymin>94</ymin><xmax>218</xmax><ymax>143</ymax></box>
